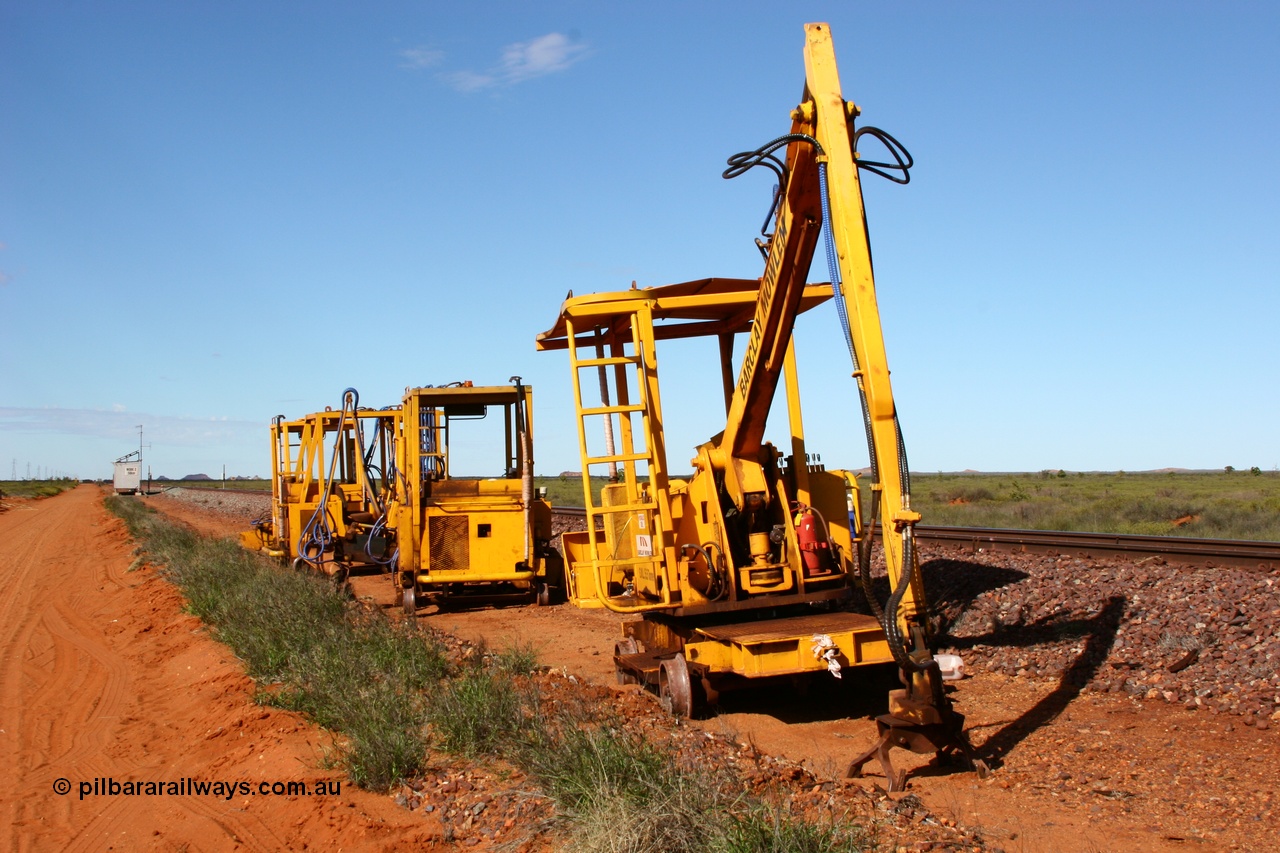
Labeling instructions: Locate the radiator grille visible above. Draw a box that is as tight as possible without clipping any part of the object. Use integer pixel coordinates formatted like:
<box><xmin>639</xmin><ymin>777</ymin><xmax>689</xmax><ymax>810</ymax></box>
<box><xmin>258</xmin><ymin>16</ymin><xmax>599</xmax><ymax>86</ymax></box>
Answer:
<box><xmin>428</xmin><ymin>515</ymin><xmax>469</xmax><ymax>573</ymax></box>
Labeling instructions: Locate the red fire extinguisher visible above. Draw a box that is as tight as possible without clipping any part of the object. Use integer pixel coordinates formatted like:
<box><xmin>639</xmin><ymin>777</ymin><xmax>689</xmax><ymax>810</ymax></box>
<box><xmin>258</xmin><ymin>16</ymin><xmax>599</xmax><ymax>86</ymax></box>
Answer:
<box><xmin>796</xmin><ymin>507</ymin><xmax>831</xmax><ymax>577</ymax></box>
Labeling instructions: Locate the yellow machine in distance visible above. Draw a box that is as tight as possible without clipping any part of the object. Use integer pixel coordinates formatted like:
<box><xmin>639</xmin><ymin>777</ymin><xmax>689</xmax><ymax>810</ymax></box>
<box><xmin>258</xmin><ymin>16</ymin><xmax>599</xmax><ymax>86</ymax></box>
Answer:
<box><xmin>243</xmin><ymin>380</ymin><xmax>563</xmax><ymax>612</ymax></box>
<box><xmin>242</xmin><ymin>388</ymin><xmax>401</xmax><ymax>581</ymax></box>
<box><xmin>537</xmin><ymin>23</ymin><xmax>984</xmax><ymax>790</ymax></box>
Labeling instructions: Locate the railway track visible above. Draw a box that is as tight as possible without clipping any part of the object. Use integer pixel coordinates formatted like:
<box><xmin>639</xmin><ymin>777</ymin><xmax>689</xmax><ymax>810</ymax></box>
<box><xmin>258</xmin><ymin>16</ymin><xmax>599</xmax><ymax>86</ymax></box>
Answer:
<box><xmin>550</xmin><ymin>507</ymin><xmax>1280</xmax><ymax>572</ymax></box>
<box><xmin>175</xmin><ymin>495</ymin><xmax>1280</xmax><ymax>572</ymax></box>
<box><xmin>915</xmin><ymin>525</ymin><xmax>1280</xmax><ymax>571</ymax></box>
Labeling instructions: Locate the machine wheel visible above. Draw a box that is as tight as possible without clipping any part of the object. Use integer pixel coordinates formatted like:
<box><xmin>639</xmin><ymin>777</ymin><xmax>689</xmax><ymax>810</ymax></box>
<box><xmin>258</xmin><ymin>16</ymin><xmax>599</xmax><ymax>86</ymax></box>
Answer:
<box><xmin>658</xmin><ymin>653</ymin><xmax>695</xmax><ymax>718</ymax></box>
<box><xmin>402</xmin><ymin>584</ymin><xmax>417</xmax><ymax>616</ymax></box>
<box><xmin>292</xmin><ymin>557</ymin><xmax>308</xmax><ymax>572</ymax></box>
<box><xmin>614</xmin><ymin>638</ymin><xmax>639</xmax><ymax>685</ymax></box>
<box><xmin>535</xmin><ymin>582</ymin><xmax>552</xmax><ymax>607</ymax></box>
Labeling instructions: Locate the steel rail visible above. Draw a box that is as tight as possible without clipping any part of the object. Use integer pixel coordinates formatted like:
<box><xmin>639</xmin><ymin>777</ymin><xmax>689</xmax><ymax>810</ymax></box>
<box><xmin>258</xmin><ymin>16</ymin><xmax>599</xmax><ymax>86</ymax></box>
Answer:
<box><xmin>167</xmin><ymin>485</ymin><xmax>270</xmax><ymax>493</ymax></box>
<box><xmin>914</xmin><ymin>526</ymin><xmax>1280</xmax><ymax>572</ymax></box>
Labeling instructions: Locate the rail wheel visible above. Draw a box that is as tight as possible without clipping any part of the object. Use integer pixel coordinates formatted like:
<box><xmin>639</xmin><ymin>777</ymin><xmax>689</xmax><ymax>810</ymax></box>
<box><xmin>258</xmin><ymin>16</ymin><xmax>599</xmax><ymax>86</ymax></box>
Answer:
<box><xmin>402</xmin><ymin>584</ymin><xmax>417</xmax><ymax>616</ymax></box>
<box><xmin>658</xmin><ymin>653</ymin><xmax>695</xmax><ymax>718</ymax></box>
<box><xmin>536</xmin><ymin>581</ymin><xmax>551</xmax><ymax>607</ymax></box>
<box><xmin>614</xmin><ymin>637</ymin><xmax>639</xmax><ymax>685</ymax></box>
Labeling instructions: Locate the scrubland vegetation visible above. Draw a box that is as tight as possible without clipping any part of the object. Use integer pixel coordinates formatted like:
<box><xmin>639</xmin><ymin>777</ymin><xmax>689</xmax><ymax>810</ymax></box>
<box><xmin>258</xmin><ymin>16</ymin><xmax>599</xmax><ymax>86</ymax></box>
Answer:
<box><xmin>0</xmin><ymin>478</ymin><xmax>80</xmax><ymax>499</ymax></box>
<box><xmin>909</xmin><ymin>470</ymin><xmax>1280</xmax><ymax>541</ymax></box>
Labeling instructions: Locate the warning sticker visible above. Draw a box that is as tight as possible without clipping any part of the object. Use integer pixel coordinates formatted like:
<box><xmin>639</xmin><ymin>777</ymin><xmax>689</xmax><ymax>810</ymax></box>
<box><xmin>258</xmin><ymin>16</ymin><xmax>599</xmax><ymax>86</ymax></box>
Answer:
<box><xmin>635</xmin><ymin>534</ymin><xmax>653</xmax><ymax>557</ymax></box>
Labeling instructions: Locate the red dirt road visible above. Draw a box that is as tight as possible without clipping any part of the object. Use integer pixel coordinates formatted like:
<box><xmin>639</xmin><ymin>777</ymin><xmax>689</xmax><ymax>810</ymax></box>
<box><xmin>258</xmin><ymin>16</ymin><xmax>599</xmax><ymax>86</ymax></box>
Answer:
<box><xmin>1</xmin><ymin>486</ymin><xmax>435</xmax><ymax>852</ymax></box>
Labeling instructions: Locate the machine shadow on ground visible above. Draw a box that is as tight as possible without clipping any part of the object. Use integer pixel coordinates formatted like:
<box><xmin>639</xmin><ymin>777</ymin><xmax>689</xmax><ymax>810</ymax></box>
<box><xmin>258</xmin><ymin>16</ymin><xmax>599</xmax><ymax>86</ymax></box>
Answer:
<box><xmin>945</xmin><ymin>595</ymin><xmax>1128</xmax><ymax>768</ymax></box>
<box><xmin>706</xmin><ymin>662</ymin><xmax>904</xmax><ymax>724</ymax></box>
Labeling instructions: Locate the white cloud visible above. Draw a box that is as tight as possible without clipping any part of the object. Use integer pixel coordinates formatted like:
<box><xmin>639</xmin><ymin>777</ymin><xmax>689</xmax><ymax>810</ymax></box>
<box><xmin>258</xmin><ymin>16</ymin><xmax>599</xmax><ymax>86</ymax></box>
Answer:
<box><xmin>499</xmin><ymin>33</ymin><xmax>587</xmax><ymax>84</ymax></box>
<box><xmin>442</xmin><ymin>70</ymin><xmax>497</xmax><ymax>93</ymax></box>
<box><xmin>399</xmin><ymin>46</ymin><xmax>444</xmax><ymax>70</ymax></box>
<box><xmin>440</xmin><ymin>32</ymin><xmax>588</xmax><ymax>93</ymax></box>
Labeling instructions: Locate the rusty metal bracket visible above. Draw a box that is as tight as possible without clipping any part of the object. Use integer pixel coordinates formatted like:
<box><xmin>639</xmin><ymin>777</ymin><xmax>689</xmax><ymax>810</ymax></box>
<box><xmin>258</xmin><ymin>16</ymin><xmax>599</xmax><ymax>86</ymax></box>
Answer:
<box><xmin>846</xmin><ymin>712</ymin><xmax>989</xmax><ymax>792</ymax></box>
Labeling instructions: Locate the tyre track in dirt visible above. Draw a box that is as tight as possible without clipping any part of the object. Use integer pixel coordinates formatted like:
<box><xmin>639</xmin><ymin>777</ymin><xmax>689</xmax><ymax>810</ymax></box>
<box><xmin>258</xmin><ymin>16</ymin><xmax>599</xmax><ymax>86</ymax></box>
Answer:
<box><xmin>1</xmin><ymin>487</ymin><xmax>442</xmax><ymax>852</ymax></box>
<box><xmin>1</xmin><ymin>490</ymin><xmax>133</xmax><ymax>850</ymax></box>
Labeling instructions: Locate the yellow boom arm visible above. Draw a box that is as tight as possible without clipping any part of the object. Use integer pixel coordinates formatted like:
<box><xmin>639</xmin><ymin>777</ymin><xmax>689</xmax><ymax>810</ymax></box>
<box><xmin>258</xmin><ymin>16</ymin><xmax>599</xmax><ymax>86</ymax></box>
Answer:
<box><xmin>722</xmin><ymin>22</ymin><xmax>927</xmax><ymax>637</ymax></box>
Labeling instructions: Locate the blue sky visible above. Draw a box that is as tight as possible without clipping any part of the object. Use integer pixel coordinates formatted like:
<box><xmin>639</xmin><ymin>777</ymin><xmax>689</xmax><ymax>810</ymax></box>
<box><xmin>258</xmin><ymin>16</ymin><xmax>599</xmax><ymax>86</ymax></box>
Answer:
<box><xmin>2</xmin><ymin>2</ymin><xmax>1277</xmax><ymax>480</ymax></box>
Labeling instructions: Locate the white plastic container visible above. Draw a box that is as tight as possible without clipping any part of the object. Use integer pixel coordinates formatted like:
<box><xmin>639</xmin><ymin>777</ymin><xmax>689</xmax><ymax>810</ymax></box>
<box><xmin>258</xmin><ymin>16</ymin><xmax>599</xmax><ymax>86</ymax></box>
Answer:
<box><xmin>933</xmin><ymin>653</ymin><xmax>965</xmax><ymax>681</ymax></box>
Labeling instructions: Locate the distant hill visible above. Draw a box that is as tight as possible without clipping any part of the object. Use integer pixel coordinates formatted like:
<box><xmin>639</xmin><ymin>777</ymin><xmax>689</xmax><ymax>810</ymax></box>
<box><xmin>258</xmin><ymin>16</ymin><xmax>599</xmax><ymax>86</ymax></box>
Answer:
<box><xmin>181</xmin><ymin>473</ymin><xmax>213</xmax><ymax>481</ymax></box>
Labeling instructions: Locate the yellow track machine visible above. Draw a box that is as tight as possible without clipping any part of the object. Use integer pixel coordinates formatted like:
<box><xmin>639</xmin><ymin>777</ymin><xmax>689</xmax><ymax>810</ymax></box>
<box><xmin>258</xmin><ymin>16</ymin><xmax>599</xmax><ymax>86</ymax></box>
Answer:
<box><xmin>394</xmin><ymin>378</ymin><xmax>564</xmax><ymax>613</ymax></box>
<box><xmin>243</xmin><ymin>388</ymin><xmax>401</xmax><ymax>582</ymax></box>
<box><xmin>537</xmin><ymin>23</ymin><xmax>984</xmax><ymax>790</ymax></box>
<box><xmin>243</xmin><ymin>380</ymin><xmax>563</xmax><ymax>611</ymax></box>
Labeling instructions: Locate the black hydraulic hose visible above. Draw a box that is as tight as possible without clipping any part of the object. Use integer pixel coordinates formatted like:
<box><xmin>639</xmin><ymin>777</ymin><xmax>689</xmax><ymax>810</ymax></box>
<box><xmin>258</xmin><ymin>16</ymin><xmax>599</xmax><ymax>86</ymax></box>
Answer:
<box><xmin>852</xmin><ymin>126</ymin><xmax>913</xmax><ymax>184</ymax></box>
<box><xmin>858</xmin><ymin>490</ymin><xmax>887</xmax><ymax>625</ymax></box>
<box><xmin>701</xmin><ymin>541</ymin><xmax>729</xmax><ymax>601</ymax></box>
<box><xmin>722</xmin><ymin>133</ymin><xmax>822</xmax><ymax>180</ymax></box>
<box><xmin>882</xmin><ymin>529</ymin><xmax>919</xmax><ymax>670</ymax></box>
<box><xmin>680</xmin><ymin>543</ymin><xmax>721</xmax><ymax>600</ymax></box>
<box><xmin>297</xmin><ymin>387</ymin><xmax>358</xmax><ymax>568</ymax></box>
<box><xmin>724</xmin><ymin>133</ymin><xmax>824</xmax><ymax>242</ymax></box>
<box><xmin>894</xmin><ymin>414</ymin><xmax>912</xmax><ymax>499</ymax></box>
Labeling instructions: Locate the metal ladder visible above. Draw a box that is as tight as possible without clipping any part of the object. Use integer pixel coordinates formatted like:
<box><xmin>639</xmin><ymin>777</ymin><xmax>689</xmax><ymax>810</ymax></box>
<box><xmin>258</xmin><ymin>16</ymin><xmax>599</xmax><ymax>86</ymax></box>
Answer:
<box><xmin>564</xmin><ymin>302</ymin><xmax>674</xmax><ymax>603</ymax></box>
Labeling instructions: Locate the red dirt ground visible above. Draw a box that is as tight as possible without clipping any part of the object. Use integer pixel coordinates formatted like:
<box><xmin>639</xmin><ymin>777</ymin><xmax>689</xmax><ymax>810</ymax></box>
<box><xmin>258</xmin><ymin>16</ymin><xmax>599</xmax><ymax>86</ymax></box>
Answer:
<box><xmin>2</xmin><ymin>487</ymin><xmax>440</xmax><ymax>852</ymax></box>
<box><xmin>13</xmin><ymin>487</ymin><xmax>1276</xmax><ymax>852</ymax></box>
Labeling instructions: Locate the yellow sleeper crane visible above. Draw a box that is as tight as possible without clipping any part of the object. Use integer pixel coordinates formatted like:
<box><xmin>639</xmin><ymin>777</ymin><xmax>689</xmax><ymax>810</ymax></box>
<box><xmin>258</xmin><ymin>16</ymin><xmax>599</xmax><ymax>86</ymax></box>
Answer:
<box><xmin>537</xmin><ymin>22</ymin><xmax>985</xmax><ymax>790</ymax></box>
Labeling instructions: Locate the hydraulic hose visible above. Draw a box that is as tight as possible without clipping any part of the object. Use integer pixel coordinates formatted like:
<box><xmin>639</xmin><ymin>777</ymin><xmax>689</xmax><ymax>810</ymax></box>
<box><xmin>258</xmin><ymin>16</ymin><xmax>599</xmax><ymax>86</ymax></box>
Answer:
<box><xmin>681</xmin><ymin>542</ymin><xmax>728</xmax><ymax>602</ymax></box>
<box><xmin>816</xmin><ymin>139</ymin><xmax>926</xmax><ymax>674</ymax></box>
<box><xmin>296</xmin><ymin>388</ymin><xmax>358</xmax><ymax>568</ymax></box>
<box><xmin>818</xmin><ymin>161</ymin><xmax>881</xmax><ymax>490</ymax></box>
